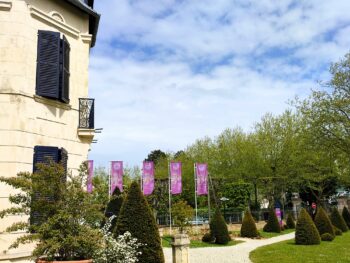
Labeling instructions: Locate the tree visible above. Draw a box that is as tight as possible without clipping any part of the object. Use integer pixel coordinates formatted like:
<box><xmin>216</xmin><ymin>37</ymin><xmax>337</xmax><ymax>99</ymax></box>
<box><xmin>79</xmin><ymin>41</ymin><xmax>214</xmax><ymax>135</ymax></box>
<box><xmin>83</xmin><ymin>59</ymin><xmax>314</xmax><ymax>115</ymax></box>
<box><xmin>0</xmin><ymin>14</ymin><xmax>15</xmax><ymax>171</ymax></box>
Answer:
<box><xmin>295</xmin><ymin>208</ymin><xmax>321</xmax><ymax>245</ymax></box>
<box><xmin>221</xmin><ymin>181</ymin><xmax>251</xmax><ymax>211</ymax></box>
<box><xmin>240</xmin><ymin>211</ymin><xmax>259</xmax><ymax>238</ymax></box>
<box><xmin>145</xmin><ymin>149</ymin><xmax>166</xmax><ymax>165</ymax></box>
<box><xmin>263</xmin><ymin>208</ymin><xmax>281</xmax><ymax>233</ymax></box>
<box><xmin>209</xmin><ymin>209</ymin><xmax>231</xmax><ymax>244</ymax></box>
<box><xmin>171</xmin><ymin>200</ymin><xmax>194</xmax><ymax>233</ymax></box>
<box><xmin>115</xmin><ymin>182</ymin><xmax>164</xmax><ymax>263</ymax></box>
<box><xmin>330</xmin><ymin>207</ymin><xmax>348</xmax><ymax>232</ymax></box>
<box><xmin>314</xmin><ymin>207</ymin><xmax>335</xmax><ymax>239</ymax></box>
<box><xmin>104</xmin><ymin>187</ymin><xmax>124</xmax><ymax>231</ymax></box>
<box><xmin>286</xmin><ymin>212</ymin><xmax>295</xmax><ymax>229</ymax></box>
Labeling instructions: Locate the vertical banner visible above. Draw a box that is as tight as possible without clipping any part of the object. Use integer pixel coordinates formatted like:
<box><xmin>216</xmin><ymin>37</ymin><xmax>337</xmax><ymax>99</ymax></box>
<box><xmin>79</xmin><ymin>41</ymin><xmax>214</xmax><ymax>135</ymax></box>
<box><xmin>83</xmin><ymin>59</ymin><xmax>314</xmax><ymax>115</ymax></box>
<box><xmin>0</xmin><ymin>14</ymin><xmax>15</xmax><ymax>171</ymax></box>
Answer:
<box><xmin>275</xmin><ymin>208</ymin><xmax>282</xmax><ymax>226</ymax></box>
<box><xmin>87</xmin><ymin>160</ymin><xmax>93</xmax><ymax>193</ymax></box>
<box><xmin>196</xmin><ymin>163</ymin><xmax>208</xmax><ymax>195</ymax></box>
<box><xmin>170</xmin><ymin>162</ymin><xmax>182</xmax><ymax>195</ymax></box>
<box><xmin>111</xmin><ymin>161</ymin><xmax>123</xmax><ymax>194</ymax></box>
<box><xmin>142</xmin><ymin>161</ymin><xmax>154</xmax><ymax>195</ymax></box>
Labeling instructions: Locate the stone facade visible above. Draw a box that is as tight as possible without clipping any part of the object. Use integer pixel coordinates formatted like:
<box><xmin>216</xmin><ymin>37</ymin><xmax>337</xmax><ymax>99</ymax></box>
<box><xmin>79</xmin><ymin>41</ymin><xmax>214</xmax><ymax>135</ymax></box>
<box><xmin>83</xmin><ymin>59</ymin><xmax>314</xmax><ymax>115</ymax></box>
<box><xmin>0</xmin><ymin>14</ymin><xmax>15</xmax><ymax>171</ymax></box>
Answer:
<box><xmin>0</xmin><ymin>0</ymin><xmax>99</xmax><ymax>259</ymax></box>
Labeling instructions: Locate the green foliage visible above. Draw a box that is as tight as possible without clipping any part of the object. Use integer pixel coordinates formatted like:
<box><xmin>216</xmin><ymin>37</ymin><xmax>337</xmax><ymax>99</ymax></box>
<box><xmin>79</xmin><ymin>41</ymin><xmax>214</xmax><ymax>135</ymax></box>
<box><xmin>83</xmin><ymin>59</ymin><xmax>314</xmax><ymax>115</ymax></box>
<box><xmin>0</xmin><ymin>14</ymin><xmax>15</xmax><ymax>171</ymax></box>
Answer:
<box><xmin>342</xmin><ymin>207</ymin><xmax>350</xmax><ymax>228</ymax></box>
<box><xmin>333</xmin><ymin>226</ymin><xmax>343</xmax><ymax>236</ymax></box>
<box><xmin>330</xmin><ymin>208</ymin><xmax>349</xmax><ymax>232</ymax></box>
<box><xmin>295</xmin><ymin>208</ymin><xmax>321</xmax><ymax>245</ymax></box>
<box><xmin>0</xmin><ymin>161</ymin><xmax>104</xmax><ymax>260</ymax></box>
<box><xmin>115</xmin><ymin>181</ymin><xmax>164</xmax><ymax>263</ymax></box>
<box><xmin>209</xmin><ymin>209</ymin><xmax>231</xmax><ymax>244</ymax></box>
<box><xmin>221</xmin><ymin>181</ymin><xmax>251</xmax><ymax>211</ymax></box>
<box><xmin>321</xmin><ymin>233</ymin><xmax>334</xmax><ymax>242</ymax></box>
<box><xmin>91</xmin><ymin>166</ymin><xmax>110</xmax><ymax>212</ymax></box>
<box><xmin>104</xmin><ymin>187</ymin><xmax>124</xmax><ymax>231</ymax></box>
<box><xmin>202</xmin><ymin>232</ymin><xmax>214</xmax><ymax>243</ymax></box>
<box><xmin>263</xmin><ymin>209</ymin><xmax>281</xmax><ymax>233</ymax></box>
<box><xmin>171</xmin><ymin>200</ymin><xmax>194</xmax><ymax>233</ymax></box>
<box><xmin>240</xmin><ymin>211</ymin><xmax>259</xmax><ymax>238</ymax></box>
<box><xmin>286</xmin><ymin>213</ymin><xmax>295</xmax><ymax>229</ymax></box>
<box><xmin>314</xmin><ymin>207</ymin><xmax>335</xmax><ymax>237</ymax></box>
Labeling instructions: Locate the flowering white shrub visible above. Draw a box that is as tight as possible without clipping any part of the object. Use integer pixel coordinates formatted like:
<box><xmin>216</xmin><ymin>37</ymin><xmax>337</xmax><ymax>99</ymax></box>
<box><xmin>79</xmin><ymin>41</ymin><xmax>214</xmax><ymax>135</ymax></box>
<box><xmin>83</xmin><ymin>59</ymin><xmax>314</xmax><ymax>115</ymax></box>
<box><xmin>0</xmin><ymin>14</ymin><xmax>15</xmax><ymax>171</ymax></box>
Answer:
<box><xmin>93</xmin><ymin>216</ymin><xmax>142</xmax><ymax>263</ymax></box>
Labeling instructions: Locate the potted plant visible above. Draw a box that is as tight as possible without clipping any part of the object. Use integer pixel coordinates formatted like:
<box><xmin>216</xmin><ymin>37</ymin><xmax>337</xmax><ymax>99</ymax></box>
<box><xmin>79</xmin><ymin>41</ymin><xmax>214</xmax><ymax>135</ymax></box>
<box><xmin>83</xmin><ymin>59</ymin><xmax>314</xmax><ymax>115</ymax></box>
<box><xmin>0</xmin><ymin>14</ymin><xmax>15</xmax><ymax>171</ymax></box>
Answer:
<box><xmin>0</xmin><ymin>161</ymin><xmax>104</xmax><ymax>262</ymax></box>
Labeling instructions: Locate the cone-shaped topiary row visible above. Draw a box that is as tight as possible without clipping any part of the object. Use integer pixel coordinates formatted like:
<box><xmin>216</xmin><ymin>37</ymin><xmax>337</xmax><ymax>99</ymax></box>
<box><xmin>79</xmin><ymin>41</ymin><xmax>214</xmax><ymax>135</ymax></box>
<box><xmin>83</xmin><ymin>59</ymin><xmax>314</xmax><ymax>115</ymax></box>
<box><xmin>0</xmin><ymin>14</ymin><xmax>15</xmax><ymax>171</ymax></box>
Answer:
<box><xmin>330</xmin><ymin>207</ymin><xmax>348</xmax><ymax>233</ymax></box>
<box><xmin>286</xmin><ymin>212</ymin><xmax>295</xmax><ymax>229</ymax></box>
<box><xmin>295</xmin><ymin>208</ymin><xmax>320</xmax><ymax>245</ymax></box>
<box><xmin>314</xmin><ymin>207</ymin><xmax>334</xmax><ymax>240</ymax></box>
<box><xmin>209</xmin><ymin>209</ymin><xmax>231</xmax><ymax>244</ymax></box>
<box><xmin>342</xmin><ymin>207</ymin><xmax>350</xmax><ymax>228</ymax></box>
<box><xmin>114</xmin><ymin>182</ymin><xmax>164</xmax><ymax>263</ymax></box>
<box><xmin>240</xmin><ymin>211</ymin><xmax>259</xmax><ymax>238</ymax></box>
<box><xmin>263</xmin><ymin>208</ymin><xmax>281</xmax><ymax>233</ymax></box>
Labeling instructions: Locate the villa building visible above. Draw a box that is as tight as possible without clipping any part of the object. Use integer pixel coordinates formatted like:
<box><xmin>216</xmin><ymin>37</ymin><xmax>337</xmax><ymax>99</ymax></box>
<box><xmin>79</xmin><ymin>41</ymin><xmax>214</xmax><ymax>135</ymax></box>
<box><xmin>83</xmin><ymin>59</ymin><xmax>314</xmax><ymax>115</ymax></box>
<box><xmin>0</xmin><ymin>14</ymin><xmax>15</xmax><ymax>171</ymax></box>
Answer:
<box><xmin>0</xmin><ymin>0</ymin><xmax>100</xmax><ymax>260</ymax></box>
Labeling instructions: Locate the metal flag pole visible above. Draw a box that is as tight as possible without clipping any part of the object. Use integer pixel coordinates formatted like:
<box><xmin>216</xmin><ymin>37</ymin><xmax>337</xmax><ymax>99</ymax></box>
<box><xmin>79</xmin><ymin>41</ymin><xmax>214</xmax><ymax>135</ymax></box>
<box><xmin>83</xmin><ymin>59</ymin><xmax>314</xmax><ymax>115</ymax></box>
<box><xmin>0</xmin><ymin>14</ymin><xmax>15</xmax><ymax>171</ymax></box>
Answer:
<box><xmin>194</xmin><ymin>163</ymin><xmax>198</xmax><ymax>228</ymax></box>
<box><xmin>108</xmin><ymin>161</ymin><xmax>111</xmax><ymax>197</ymax></box>
<box><xmin>140</xmin><ymin>162</ymin><xmax>143</xmax><ymax>193</ymax></box>
<box><xmin>168</xmin><ymin>161</ymin><xmax>172</xmax><ymax>234</ymax></box>
<box><xmin>208</xmin><ymin>172</ymin><xmax>211</xmax><ymax>222</ymax></box>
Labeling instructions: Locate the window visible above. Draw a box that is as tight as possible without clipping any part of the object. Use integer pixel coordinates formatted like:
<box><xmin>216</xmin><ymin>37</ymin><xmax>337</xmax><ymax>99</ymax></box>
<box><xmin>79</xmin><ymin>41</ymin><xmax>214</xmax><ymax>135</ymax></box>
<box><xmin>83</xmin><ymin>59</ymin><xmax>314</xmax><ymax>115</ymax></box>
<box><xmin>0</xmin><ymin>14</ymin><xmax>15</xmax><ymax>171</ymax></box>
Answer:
<box><xmin>31</xmin><ymin>146</ymin><xmax>68</xmax><ymax>226</ymax></box>
<box><xmin>36</xmin><ymin>30</ymin><xmax>70</xmax><ymax>103</ymax></box>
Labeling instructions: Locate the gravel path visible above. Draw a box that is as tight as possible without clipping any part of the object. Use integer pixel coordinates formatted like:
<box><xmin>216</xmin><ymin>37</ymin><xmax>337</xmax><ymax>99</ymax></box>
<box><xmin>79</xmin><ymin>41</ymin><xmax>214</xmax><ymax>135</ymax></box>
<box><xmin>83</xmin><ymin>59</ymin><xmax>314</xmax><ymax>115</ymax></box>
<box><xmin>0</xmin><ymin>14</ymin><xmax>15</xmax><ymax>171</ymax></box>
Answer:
<box><xmin>163</xmin><ymin>232</ymin><xmax>295</xmax><ymax>263</ymax></box>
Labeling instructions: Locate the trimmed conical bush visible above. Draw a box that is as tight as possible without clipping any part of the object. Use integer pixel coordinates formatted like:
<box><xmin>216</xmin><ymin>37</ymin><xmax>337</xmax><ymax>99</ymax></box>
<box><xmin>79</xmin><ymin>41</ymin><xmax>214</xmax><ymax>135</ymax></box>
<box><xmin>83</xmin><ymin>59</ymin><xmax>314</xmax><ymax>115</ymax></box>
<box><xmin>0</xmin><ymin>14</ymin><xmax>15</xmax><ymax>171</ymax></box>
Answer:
<box><xmin>314</xmin><ymin>207</ymin><xmax>335</xmax><ymax>239</ymax></box>
<box><xmin>263</xmin><ymin>208</ymin><xmax>281</xmax><ymax>233</ymax></box>
<box><xmin>240</xmin><ymin>211</ymin><xmax>259</xmax><ymax>238</ymax></box>
<box><xmin>295</xmin><ymin>208</ymin><xmax>320</xmax><ymax>245</ymax></box>
<box><xmin>104</xmin><ymin>187</ymin><xmax>124</xmax><ymax>231</ymax></box>
<box><xmin>330</xmin><ymin>207</ymin><xmax>348</xmax><ymax>233</ymax></box>
<box><xmin>210</xmin><ymin>209</ymin><xmax>231</xmax><ymax>244</ymax></box>
<box><xmin>286</xmin><ymin>212</ymin><xmax>295</xmax><ymax>229</ymax></box>
<box><xmin>342</xmin><ymin>207</ymin><xmax>350</xmax><ymax>229</ymax></box>
<box><xmin>114</xmin><ymin>182</ymin><xmax>164</xmax><ymax>263</ymax></box>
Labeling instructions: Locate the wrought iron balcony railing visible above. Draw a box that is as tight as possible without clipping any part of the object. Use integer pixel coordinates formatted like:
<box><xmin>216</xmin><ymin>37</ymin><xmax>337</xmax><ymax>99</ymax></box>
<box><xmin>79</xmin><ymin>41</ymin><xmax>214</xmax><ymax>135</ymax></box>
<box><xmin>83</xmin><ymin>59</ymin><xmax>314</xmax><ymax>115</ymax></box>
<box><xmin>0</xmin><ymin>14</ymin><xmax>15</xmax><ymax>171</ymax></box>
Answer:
<box><xmin>79</xmin><ymin>98</ymin><xmax>94</xmax><ymax>129</ymax></box>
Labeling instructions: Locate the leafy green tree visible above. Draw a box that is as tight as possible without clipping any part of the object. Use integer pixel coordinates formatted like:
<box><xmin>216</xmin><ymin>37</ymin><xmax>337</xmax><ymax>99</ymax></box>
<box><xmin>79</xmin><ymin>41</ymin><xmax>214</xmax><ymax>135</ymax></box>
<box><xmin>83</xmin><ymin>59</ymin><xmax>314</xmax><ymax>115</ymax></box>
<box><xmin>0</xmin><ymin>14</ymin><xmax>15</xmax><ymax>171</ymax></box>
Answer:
<box><xmin>295</xmin><ymin>208</ymin><xmax>321</xmax><ymax>245</ymax></box>
<box><xmin>171</xmin><ymin>200</ymin><xmax>194</xmax><ymax>233</ymax></box>
<box><xmin>221</xmin><ymin>181</ymin><xmax>251</xmax><ymax>211</ymax></box>
<box><xmin>115</xmin><ymin>182</ymin><xmax>164</xmax><ymax>263</ymax></box>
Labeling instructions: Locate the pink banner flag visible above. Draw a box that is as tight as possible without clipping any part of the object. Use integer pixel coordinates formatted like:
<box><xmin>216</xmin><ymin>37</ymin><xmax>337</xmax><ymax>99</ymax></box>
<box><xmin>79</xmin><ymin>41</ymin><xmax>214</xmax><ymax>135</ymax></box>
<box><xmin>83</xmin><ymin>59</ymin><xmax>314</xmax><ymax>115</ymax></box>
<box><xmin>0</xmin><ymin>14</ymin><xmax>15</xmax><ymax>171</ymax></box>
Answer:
<box><xmin>170</xmin><ymin>162</ymin><xmax>182</xmax><ymax>195</ymax></box>
<box><xmin>142</xmin><ymin>161</ymin><xmax>154</xmax><ymax>195</ymax></box>
<box><xmin>87</xmin><ymin>160</ymin><xmax>93</xmax><ymax>193</ymax></box>
<box><xmin>111</xmin><ymin>161</ymin><xmax>123</xmax><ymax>194</ymax></box>
<box><xmin>196</xmin><ymin>163</ymin><xmax>208</xmax><ymax>195</ymax></box>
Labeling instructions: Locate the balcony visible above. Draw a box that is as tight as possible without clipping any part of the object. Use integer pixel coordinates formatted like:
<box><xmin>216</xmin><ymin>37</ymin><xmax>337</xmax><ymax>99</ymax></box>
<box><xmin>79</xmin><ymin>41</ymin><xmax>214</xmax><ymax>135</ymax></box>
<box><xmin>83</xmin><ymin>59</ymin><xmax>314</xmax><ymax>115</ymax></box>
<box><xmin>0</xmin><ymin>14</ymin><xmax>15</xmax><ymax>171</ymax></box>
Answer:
<box><xmin>78</xmin><ymin>98</ymin><xmax>95</xmax><ymax>138</ymax></box>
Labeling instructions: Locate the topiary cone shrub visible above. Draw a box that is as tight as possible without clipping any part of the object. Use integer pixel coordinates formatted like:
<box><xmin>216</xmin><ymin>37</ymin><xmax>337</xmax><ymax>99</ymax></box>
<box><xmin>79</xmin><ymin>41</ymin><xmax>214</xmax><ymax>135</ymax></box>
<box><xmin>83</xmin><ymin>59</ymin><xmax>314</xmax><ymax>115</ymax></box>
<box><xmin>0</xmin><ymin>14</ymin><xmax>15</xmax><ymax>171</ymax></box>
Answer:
<box><xmin>286</xmin><ymin>212</ymin><xmax>295</xmax><ymax>229</ymax></box>
<box><xmin>342</xmin><ymin>207</ymin><xmax>350</xmax><ymax>228</ymax></box>
<box><xmin>330</xmin><ymin>207</ymin><xmax>348</xmax><ymax>233</ymax></box>
<box><xmin>314</xmin><ymin>207</ymin><xmax>335</xmax><ymax>239</ymax></box>
<box><xmin>263</xmin><ymin>208</ymin><xmax>281</xmax><ymax>233</ymax></box>
<box><xmin>321</xmin><ymin>233</ymin><xmax>334</xmax><ymax>242</ymax></box>
<box><xmin>104</xmin><ymin>187</ymin><xmax>123</xmax><ymax>232</ymax></box>
<box><xmin>333</xmin><ymin>225</ymin><xmax>342</xmax><ymax>236</ymax></box>
<box><xmin>114</xmin><ymin>181</ymin><xmax>164</xmax><ymax>263</ymax></box>
<box><xmin>209</xmin><ymin>209</ymin><xmax>231</xmax><ymax>244</ymax></box>
<box><xmin>295</xmin><ymin>208</ymin><xmax>320</xmax><ymax>245</ymax></box>
<box><xmin>240</xmin><ymin>211</ymin><xmax>259</xmax><ymax>238</ymax></box>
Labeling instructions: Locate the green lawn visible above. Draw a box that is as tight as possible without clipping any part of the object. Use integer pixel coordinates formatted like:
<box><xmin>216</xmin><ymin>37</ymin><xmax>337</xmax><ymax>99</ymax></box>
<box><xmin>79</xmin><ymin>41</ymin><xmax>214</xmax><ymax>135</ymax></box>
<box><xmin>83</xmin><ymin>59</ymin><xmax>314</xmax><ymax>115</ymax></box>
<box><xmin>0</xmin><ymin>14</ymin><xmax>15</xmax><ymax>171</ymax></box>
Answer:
<box><xmin>230</xmin><ymin>228</ymin><xmax>294</xmax><ymax>238</ymax></box>
<box><xmin>250</xmin><ymin>231</ymin><xmax>350</xmax><ymax>263</ymax></box>
<box><xmin>162</xmin><ymin>235</ymin><xmax>243</xmax><ymax>248</ymax></box>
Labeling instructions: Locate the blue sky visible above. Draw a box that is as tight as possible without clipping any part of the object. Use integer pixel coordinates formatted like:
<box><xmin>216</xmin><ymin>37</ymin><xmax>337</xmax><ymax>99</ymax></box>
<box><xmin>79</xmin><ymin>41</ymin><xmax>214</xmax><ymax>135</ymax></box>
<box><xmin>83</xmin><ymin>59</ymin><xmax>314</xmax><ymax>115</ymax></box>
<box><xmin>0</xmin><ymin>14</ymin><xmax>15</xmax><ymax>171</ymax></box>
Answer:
<box><xmin>88</xmin><ymin>0</ymin><xmax>350</xmax><ymax>169</ymax></box>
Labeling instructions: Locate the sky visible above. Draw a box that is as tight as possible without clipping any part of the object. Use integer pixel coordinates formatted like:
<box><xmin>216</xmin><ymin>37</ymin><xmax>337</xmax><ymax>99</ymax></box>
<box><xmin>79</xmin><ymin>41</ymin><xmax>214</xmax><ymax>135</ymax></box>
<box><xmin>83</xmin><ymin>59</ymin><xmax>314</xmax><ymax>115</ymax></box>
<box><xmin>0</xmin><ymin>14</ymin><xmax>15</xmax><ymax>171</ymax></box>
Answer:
<box><xmin>88</xmin><ymin>0</ymin><xmax>350</xmax><ymax>168</ymax></box>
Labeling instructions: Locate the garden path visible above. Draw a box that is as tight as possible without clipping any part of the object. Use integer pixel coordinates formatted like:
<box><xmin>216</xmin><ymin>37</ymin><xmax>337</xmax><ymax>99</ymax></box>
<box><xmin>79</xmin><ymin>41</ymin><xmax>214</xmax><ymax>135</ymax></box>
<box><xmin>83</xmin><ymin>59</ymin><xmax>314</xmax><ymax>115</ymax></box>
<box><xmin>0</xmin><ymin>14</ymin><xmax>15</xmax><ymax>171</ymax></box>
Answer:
<box><xmin>163</xmin><ymin>231</ymin><xmax>295</xmax><ymax>263</ymax></box>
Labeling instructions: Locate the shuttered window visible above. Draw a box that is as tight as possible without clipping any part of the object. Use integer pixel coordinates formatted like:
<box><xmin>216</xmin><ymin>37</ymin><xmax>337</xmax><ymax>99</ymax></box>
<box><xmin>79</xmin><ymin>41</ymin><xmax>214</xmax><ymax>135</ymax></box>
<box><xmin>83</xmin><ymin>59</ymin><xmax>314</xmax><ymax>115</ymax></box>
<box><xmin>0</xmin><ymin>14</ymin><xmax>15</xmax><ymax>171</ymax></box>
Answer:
<box><xmin>31</xmin><ymin>146</ymin><xmax>68</xmax><ymax>227</ymax></box>
<box><xmin>36</xmin><ymin>31</ymin><xmax>70</xmax><ymax>103</ymax></box>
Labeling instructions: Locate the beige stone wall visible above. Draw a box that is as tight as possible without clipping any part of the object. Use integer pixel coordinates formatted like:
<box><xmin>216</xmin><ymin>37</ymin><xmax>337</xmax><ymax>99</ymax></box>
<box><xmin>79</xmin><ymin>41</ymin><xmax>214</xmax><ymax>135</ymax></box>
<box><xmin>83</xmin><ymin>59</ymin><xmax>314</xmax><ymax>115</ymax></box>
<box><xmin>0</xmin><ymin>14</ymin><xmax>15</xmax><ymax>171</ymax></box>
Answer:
<box><xmin>0</xmin><ymin>0</ymin><xmax>95</xmax><ymax>237</ymax></box>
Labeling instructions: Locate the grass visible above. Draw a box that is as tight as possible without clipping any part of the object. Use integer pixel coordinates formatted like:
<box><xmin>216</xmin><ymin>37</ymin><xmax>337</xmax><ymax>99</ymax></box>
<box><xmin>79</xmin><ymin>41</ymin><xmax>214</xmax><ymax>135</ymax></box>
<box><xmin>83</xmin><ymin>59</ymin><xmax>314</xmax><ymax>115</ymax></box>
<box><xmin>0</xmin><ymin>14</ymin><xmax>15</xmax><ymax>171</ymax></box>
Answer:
<box><xmin>162</xmin><ymin>235</ymin><xmax>243</xmax><ymax>248</ymax></box>
<box><xmin>250</xmin><ymin>231</ymin><xmax>350</xmax><ymax>263</ymax></box>
<box><xmin>230</xmin><ymin>228</ymin><xmax>294</xmax><ymax>238</ymax></box>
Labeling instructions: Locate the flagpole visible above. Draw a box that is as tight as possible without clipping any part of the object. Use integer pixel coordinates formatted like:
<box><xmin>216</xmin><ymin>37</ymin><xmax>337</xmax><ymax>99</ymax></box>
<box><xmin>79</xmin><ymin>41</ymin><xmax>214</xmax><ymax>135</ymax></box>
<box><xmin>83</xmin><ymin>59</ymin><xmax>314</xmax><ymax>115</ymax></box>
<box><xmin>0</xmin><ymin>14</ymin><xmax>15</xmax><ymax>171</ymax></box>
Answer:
<box><xmin>168</xmin><ymin>161</ymin><xmax>172</xmax><ymax>235</ymax></box>
<box><xmin>109</xmin><ymin>162</ymin><xmax>111</xmax><ymax>196</ymax></box>
<box><xmin>140</xmin><ymin>162</ymin><xmax>143</xmax><ymax>193</ymax></box>
<box><xmin>208</xmin><ymin>172</ymin><xmax>211</xmax><ymax>222</ymax></box>
<box><xmin>194</xmin><ymin>163</ymin><xmax>198</xmax><ymax>228</ymax></box>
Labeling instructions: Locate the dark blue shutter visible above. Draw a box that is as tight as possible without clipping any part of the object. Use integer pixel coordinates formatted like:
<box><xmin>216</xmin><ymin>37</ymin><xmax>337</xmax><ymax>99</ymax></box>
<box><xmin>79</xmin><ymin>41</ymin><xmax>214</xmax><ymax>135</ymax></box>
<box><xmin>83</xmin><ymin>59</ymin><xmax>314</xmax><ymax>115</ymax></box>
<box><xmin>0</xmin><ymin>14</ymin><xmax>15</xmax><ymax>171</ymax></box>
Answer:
<box><xmin>36</xmin><ymin>31</ymin><xmax>60</xmax><ymax>99</ymax></box>
<box><xmin>33</xmin><ymin>146</ymin><xmax>60</xmax><ymax>173</ymax></box>
<box><xmin>60</xmin><ymin>36</ymin><xmax>70</xmax><ymax>103</ymax></box>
